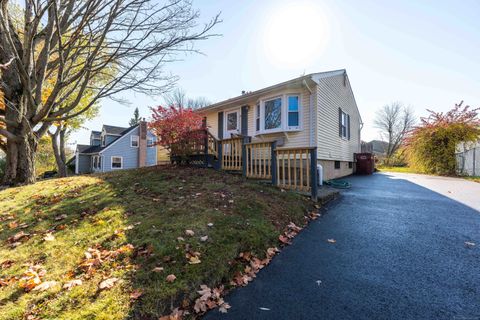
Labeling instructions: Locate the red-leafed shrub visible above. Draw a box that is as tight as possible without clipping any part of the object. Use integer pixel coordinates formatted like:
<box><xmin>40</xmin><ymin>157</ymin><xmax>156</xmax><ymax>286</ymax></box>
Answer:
<box><xmin>149</xmin><ymin>106</ymin><xmax>205</xmax><ymax>162</ymax></box>
<box><xmin>405</xmin><ymin>101</ymin><xmax>480</xmax><ymax>175</ymax></box>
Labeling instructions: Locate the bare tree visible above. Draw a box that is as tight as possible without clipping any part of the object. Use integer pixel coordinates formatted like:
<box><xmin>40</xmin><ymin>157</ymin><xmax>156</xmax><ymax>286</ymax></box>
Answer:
<box><xmin>0</xmin><ymin>0</ymin><xmax>220</xmax><ymax>185</ymax></box>
<box><xmin>164</xmin><ymin>87</ymin><xmax>211</xmax><ymax>109</ymax></box>
<box><xmin>374</xmin><ymin>102</ymin><xmax>415</xmax><ymax>162</ymax></box>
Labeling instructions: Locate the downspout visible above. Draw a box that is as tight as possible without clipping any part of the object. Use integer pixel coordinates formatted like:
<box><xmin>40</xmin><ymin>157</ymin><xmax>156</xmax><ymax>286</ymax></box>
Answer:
<box><xmin>75</xmin><ymin>150</ymin><xmax>79</xmax><ymax>174</ymax></box>
<box><xmin>302</xmin><ymin>79</ymin><xmax>315</xmax><ymax>148</ymax></box>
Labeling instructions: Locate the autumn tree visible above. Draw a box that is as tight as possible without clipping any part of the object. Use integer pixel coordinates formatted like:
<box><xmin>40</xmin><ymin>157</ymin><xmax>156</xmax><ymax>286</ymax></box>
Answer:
<box><xmin>405</xmin><ymin>101</ymin><xmax>480</xmax><ymax>175</ymax></box>
<box><xmin>374</xmin><ymin>102</ymin><xmax>415</xmax><ymax>164</ymax></box>
<box><xmin>149</xmin><ymin>105</ymin><xmax>204</xmax><ymax>162</ymax></box>
<box><xmin>0</xmin><ymin>0</ymin><xmax>220</xmax><ymax>185</ymax></box>
<box><xmin>129</xmin><ymin>107</ymin><xmax>141</xmax><ymax>127</ymax></box>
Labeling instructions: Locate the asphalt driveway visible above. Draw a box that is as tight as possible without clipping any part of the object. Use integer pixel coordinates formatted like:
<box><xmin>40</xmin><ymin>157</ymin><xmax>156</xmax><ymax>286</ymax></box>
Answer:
<box><xmin>205</xmin><ymin>172</ymin><xmax>480</xmax><ymax>320</ymax></box>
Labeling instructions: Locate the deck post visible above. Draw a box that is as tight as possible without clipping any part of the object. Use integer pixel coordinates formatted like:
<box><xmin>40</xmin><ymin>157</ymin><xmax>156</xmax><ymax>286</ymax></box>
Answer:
<box><xmin>310</xmin><ymin>147</ymin><xmax>318</xmax><ymax>201</ymax></box>
<box><xmin>203</xmin><ymin>130</ymin><xmax>209</xmax><ymax>168</ymax></box>
<box><xmin>271</xmin><ymin>141</ymin><xmax>277</xmax><ymax>186</ymax></box>
<box><xmin>242</xmin><ymin>136</ymin><xmax>251</xmax><ymax>177</ymax></box>
<box><xmin>216</xmin><ymin>142</ymin><xmax>223</xmax><ymax>170</ymax></box>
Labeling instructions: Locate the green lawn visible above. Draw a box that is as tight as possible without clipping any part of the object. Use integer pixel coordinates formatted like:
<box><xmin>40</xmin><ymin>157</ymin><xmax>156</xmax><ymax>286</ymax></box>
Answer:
<box><xmin>0</xmin><ymin>166</ymin><xmax>315</xmax><ymax>319</ymax></box>
<box><xmin>376</xmin><ymin>166</ymin><xmax>420</xmax><ymax>174</ymax></box>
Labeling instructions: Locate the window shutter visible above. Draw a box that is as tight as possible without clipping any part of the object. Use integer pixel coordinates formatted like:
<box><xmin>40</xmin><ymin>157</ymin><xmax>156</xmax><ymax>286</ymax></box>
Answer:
<box><xmin>218</xmin><ymin>111</ymin><xmax>224</xmax><ymax>140</ymax></box>
<box><xmin>338</xmin><ymin>108</ymin><xmax>342</xmax><ymax>137</ymax></box>
<box><xmin>347</xmin><ymin>114</ymin><xmax>351</xmax><ymax>140</ymax></box>
<box><xmin>241</xmin><ymin>106</ymin><xmax>248</xmax><ymax>136</ymax></box>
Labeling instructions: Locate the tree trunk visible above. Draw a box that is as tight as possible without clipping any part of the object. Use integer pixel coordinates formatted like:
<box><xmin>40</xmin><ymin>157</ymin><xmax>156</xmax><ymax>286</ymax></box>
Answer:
<box><xmin>2</xmin><ymin>128</ymin><xmax>37</xmax><ymax>185</ymax></box>
<box><xmin>50</xmin><ymin>126</ymin><xmax>67</xmax><ymax>177</ymax></box>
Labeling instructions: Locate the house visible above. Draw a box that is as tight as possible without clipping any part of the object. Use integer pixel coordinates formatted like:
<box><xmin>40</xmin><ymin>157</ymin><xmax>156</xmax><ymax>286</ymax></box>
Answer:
<box><xmin>74</xmin><ymin>121</ymin><xmax>157</xmax><ymax>174</ymax></box>
<box><xmin>197</xmin><ymin>69</ymin><xmax>362</xmax><ymax>180</ymax></box>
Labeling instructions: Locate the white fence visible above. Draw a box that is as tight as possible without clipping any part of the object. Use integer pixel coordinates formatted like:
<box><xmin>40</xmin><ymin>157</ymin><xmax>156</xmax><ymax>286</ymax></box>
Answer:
<box><xmin>456</xmin><ymin>142</ymin><xmax>479</xmax><ymax>176</ymax></box>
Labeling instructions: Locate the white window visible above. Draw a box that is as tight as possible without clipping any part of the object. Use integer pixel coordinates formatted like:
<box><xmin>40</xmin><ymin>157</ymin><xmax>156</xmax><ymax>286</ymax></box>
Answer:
<box><xmin>131</xmin><ymin>135</ymin><xmax>139</xmax><ymax>147</ymax></box>
<box><xmin>264</xmin><ymin>97</ymin><xmax>282</xmax><ymax>131</ymax></box>
<box><xmin>287</xmin><ymin>95</ymin><xmax>300</xmax><ymax>129</ymax></box>
<box><xmin>147</xmin><ymin>137</ymin><xmax>154</xmax><ymax>147</ymax></box>
<box><xmin>341</xmin><ymin>111</ymin><xmax>348</xmax><ymax>138</ymax></box>
<box><xmin>256</xmin><ymin>94</ymin><xmax>301</xmax><ymax>134</ymax></box>
<box><xmin>225</xmin><ymin>110</ymin><xmax>240</xmax><ymax>136</ymax></box>
<box><xmin>92</xmin><ymin>156</ymin><xmax>102</xmax><ymax>170</ymax></box>
<box><xmin>111</xmin><ymin>156</ymin><xmax>123</xmax><ymax>169</ymax></box>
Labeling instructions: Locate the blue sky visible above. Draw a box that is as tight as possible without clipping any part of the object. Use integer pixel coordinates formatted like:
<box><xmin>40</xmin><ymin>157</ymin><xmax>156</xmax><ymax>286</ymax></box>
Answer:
<box><xmin>71</xmin><ymin>0</ymin><xmax>480</xmax><ymax>146</ymax></box>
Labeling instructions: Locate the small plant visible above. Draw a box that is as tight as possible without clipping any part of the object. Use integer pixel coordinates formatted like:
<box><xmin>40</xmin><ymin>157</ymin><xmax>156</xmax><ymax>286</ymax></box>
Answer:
<box><xmin>149</xmin><ymin>105</ymin><xmax>205</xmax><ymax>163</ymax></box>
<box><xmin>405</xmin><ymin>101</ymin><xmax>480</xmax><ymax>175</ymax></box>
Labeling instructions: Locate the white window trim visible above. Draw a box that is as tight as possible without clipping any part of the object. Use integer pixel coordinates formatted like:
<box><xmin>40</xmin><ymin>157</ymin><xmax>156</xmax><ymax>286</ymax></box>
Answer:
<box><xmin>111</xmin><ymin>156</ymin><xmax>123</xmax><ymax>169</ymax></box>
<box><xmin>224</xmin><ymin>109</ymin><xmax>241</xmax><ymax>138</ymax></box>
<box><xmin>341</xmin><ymin>110</ymin><xmax>348</xmax><ymax>139</ymax></box>
<box><xmin>255</xmin><ymin>93</ymin><xmax>303</xmax><ymax>135</ymax></box>
<box><xmin>147</xmin><ymin>137</ymin><xmax>155</xmax><ymax>147</ymax></box>
<box><xmin>131</xmin><ymin>135</ymin><xmax>139</xmax><ymax>148</ymax></box>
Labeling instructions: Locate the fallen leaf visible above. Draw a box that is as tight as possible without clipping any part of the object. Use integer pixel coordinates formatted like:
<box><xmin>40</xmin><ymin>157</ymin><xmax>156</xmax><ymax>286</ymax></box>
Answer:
<box><xmin>99</xmin><ymin>277</ymin><xmax>119</xmax><ymax>290</ymax></box>
<box><xmin>8</xmin><ymin>221</ymin><xmax>18</xmax><ymax>229</ymax></box>
<box><xmin>185</xmin><ymin>229</ymin><xmax>195</xmax><ymax>236</ymax></box>
<box><xmin>188</xmin><ymin>256</ymin><xmax>202</xmax><ymax>264</ymax></box>
<box><xmin>465</xmin><ymin>241</ymin><xmax>476</xmax><ymax>247</ymax></box>
<box><xmin>55</xmin><ymin>214</ymin><xmax>67</xmax><ymax>221</ymax></box>
<box><xmin>219</xmin><ymin>302</ymin><xmax>231</xmax><ymax>313</ymax></box>
<box><xmin>259</xmin><ymin>307</ymin><xmax>271</xmax><ymax>311</ymax></box>
<box><xmin>207</xmin><ymin>223</ymin><xmax>214</xmax><ymax>227</ymax></box>
<box><xmin>43</xmin><ymin>233</ymin><xmax>55</xmax><ymax>241</ymax></box>
<box><xmin>152</xmin><ymin>267</ymin><xmax>164</xmax><ymax>273</ymax></box>
<box><xmin>63</xmin><ymin>279</ymin><xmax>82</xmax><ymax>290</ymax></box>
<box><xmin>278</xmin><ymin>235</ymin><xmax>290</xmax><ymax>244</ymax></box>
<box><xmin>32</xmin><ymin>281</ymin><xmax>58</xmax><ymax>291</ymax></box>
<box><xmin>177</xmin><ymin>237</ymin><xmax>185</xmax><ymax>241</ymax></box>
<box><xmin>327</xmin><ymin>239</ymin><xmax>336</xmax><ymax>243</ymax></box>
<box><xmin>10</xmin><ymin>231</ymin><xmax>30</xmax><ymax>243</ymax></box>
<box><xmin>166</xmin><ymin>274</ymin><xmax>176</xmax><ymax>282</ymax></box>
<box><xmin>130</xmin><ymin>289</ymin><xmax>143</xmax><ymax>300</ymax></box>
<box><xmin>0</xmin><ymin>260</ymin><xmax>14</xmax><ymax>269</ymax></box>
<box><xmin>200</xmin><ymin>236</ymin><xmax>208</xmax><ymax>242</ymax></box>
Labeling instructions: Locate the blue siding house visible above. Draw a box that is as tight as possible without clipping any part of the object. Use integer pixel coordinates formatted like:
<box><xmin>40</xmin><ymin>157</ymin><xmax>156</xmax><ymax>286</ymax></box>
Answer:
<box><xmin>74</xmin><ymin>121</ymin><xmax>157</xmax><ymax>174</ymax></box>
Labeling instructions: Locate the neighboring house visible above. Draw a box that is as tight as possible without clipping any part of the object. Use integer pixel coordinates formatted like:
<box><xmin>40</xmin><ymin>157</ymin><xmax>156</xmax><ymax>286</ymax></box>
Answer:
<box><xmin>74</xmin><ymin>121</ymin><xmax>157</xmax><ymax>174</ymax></box>
<box><xmin>197</xmin><ymin>69</ymin><xmax>362</xmax><ymax>180</ymax></box>
<box><xmin>456</xmin><ymin>140</ymin><xmax>480</xmax><ymax>176</ymax></box>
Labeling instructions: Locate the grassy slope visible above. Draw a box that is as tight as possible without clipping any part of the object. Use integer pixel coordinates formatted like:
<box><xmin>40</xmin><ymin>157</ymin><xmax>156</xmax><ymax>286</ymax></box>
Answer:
<box><xmin>0</xmin><ymin>166</ymin><xmax>314</xmax><ymax>319</ymax></box>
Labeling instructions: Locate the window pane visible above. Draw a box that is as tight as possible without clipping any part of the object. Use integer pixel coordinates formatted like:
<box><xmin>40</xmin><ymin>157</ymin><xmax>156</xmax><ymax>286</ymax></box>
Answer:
<box><xmin>288</xmin><ymin>96</ymin><xmax>299</xmax><ymax>111</ymax></box>
<box><xmin>256</xmin><ymin>118</ymin><xmax>260</xmax><ymax>131</ymax></box>
<box><xmin>227</xmin><ymin>113</ymin><xmax>237</xmax><ymax>131</ymax></box>
<box><xmin>288</xmin><ymin>112</ymin><xmax>299</xmax><ymax>127</ymax></box>
<box><xmin>265</xmin><ymin>98</ymin><xmax>282</xmax><ymax>130</ymax></box>
<box><xmin>112</xmin><ymin>157</ymin><xmax>122</xmax><ymax>168</ymax></box>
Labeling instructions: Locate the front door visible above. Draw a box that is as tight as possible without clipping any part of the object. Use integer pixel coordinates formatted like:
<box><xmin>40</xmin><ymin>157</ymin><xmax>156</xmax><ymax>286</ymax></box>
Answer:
<box><xmin>225</xmin><ymin>110</ymin><xmax>240</xmax><ymax>138</ymax></box>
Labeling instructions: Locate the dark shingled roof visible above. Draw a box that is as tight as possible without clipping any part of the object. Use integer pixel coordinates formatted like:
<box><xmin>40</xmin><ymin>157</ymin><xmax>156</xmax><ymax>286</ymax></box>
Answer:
<box><xmin>77</xmin><ymin>125</ymin><xmax>139</xmax><ymax>155</ymax></box>
<box><xmin>103</xmin><ymin>125</ymin><xmax>129</xmax><ymax>135</ymax></box>
<box><xmin>76</xmin><ymin>144</ymin><xmax>92</xmax><ymax>153</ymax></box>
<box><xmin>80</xmin><ymin>145</ymin><xmax>104</xmax><ymax>154</ymax></box>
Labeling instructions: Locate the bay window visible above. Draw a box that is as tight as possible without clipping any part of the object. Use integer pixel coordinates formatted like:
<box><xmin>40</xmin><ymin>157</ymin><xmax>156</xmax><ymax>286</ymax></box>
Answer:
<box><xmin>264</xmin><ymin>97</ymin><xmax>282</xmax><ymax>130</ymax></box>
<box><xmin>257</xmin><ymin>94</ymin><xmax>301</xmax><ymax>134</ymax></box>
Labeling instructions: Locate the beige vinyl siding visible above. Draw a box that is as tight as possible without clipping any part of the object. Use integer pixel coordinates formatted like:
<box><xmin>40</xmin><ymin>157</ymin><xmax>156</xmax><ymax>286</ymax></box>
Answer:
<box><xmin>316</xmin><ymin>74</ymin><xmax>361</xmax><ymax>162</ymax></box>
<box><xmin>205</xmin><ymin>111</ymin><xmax>218</xmax><ymax>137</ymax></box>
<box><xmin>202</xmin><ymin>86</ymin><xmax>314</xmax><ymax>149</ymax></box>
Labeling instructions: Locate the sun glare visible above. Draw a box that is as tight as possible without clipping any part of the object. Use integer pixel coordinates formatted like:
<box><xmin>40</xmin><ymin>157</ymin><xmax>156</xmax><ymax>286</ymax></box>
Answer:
<box><xmin>263</xmin><ymin>1</ymin><xmax>329</xmax><ymax>68</ymax></box>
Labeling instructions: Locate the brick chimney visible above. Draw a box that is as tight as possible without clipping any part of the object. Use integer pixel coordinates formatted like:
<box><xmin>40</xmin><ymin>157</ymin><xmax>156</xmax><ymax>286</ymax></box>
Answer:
<box><xmin>138</xmin><ymin>119</ymin><xmax>147</xmax><ymax>167</ymax></box>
